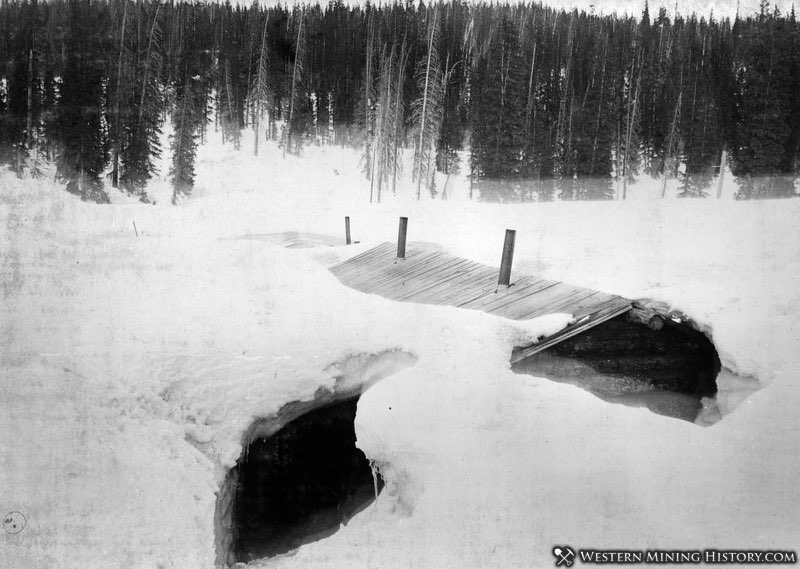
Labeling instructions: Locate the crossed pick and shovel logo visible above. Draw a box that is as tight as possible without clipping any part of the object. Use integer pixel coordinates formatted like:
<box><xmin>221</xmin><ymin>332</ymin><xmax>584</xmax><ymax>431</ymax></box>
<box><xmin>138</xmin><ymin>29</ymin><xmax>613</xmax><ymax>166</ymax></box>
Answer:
<box><xmin>553</xmin><ymin>545</ymin><xmax>576</xmax><ymax>567</ymax></box>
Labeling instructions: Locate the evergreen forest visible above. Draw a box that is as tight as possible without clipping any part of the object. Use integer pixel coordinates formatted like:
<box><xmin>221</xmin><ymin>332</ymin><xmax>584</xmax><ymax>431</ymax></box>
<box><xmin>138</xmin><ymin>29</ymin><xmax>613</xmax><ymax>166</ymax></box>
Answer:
<box><xmin>1</xmin><ymin>0</ymin><xmax>799</xmax><ymax>203</ymax></box>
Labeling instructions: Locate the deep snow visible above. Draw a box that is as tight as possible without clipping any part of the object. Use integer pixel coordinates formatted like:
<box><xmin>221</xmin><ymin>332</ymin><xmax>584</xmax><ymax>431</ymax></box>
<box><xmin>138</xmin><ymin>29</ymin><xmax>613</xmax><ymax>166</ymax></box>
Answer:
<box><xmin>1</xmin><ymin>131</ymin><xmax>799</xmax><ymax>569</ymax></box>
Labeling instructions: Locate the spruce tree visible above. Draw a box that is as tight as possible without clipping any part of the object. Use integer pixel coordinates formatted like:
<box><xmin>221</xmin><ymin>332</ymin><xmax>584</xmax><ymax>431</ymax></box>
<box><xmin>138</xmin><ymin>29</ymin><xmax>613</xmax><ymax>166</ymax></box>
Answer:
<box><xmin>52</xmin><ymin>0</ymin><xmax>109</xmax><ymax>203</ymax></box>
<box><xmin>471</xmin><ymin>17</ymin><xmax>527</xmax><ymax>201</ymax></box>
<box><xmin>170</xmin><ymin>8</ymin><xmax>211</xmax><ymax>204</ymax></box>
<box><xmin>120</xmin><ymin>2</ymin><xmax>164</xmax><ymax>200</ymax></box>
<box><xmin>411</xmin><ymin>5</ymin><xmax>445</xmax><ymax>199</ymax></box>
<box><xmin>732</xmin><ymin>6</ymin><xmax>797</xmax><ymax>198</ymax></box>
<box><xmin>281</xmin><ymin>7</ymin><xmax>309</xmax><ymax>157</ymax></box>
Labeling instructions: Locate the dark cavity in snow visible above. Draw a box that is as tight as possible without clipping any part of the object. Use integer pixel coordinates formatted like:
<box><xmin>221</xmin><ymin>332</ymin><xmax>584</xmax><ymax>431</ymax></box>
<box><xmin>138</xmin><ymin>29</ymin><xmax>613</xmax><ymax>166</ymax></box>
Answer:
<box><xmin>512</xmin><ymin>312</ymin><xmax>721</xmax><ymax>423</ymax></box>
<box><xmin>214</xmin><ymin>350</ymin><xmax>416</xmax><ymax>566</ymax></box>
<box><xmin>232</xmin><ymin>396</ymin><xmax>382</xmax><ymax>563</ymax></box>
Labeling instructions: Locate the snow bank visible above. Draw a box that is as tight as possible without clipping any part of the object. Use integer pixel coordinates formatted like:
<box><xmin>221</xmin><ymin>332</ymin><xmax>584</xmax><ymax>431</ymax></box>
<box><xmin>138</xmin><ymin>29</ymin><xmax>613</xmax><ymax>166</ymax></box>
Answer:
<box><xmin>1</xmin><ymin>169</ymin><xmax>574</xmax><ymax>568</ymax></box>
<box><xmin>2</xmin><ymin>134</ymin><xmax>799</xmax><ymax>569</ymax></box>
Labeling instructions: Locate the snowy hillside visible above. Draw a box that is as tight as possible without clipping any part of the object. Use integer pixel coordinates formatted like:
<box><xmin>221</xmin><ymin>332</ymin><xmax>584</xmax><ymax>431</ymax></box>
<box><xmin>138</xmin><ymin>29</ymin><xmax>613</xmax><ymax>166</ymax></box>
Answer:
<box><xmin>2</xmin><ymin>129</ymin><xmax>799</xmax><ymax>569</ymax></box>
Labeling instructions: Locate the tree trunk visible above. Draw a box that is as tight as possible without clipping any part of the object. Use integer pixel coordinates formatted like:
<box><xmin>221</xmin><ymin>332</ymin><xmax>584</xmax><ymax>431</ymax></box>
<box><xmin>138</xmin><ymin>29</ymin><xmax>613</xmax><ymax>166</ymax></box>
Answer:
<box><xmin>715</xmin><ymin>149</ymin><xmax>727</xmax><ymax>199</ymax></box>
<box><xmin>254</xmin><ymin>13</ymin><xmax>270</xmax><ymax>156</ymax></box>
<box><xmin>284</xmin><ymin>11</ymin><xmax>304</xmax><ymax>158</ymax></box>
<box><xmin>112</xmin><ymin>0</ymin><xmax>128</xmax><ymax>188</ymax></box>
<box><xmin>392</xmin><ymin>39</ymin><xmax>409</xmax><ymax>196</ymax></box>
<box><xmin>661</xmin><ymin>91</ymin><xmax>682</xmax><ymax>198</ymax></box>
<box><xmin>623</xmin><ymin>53</ymin><xmax>642</xmax><ymax>200</ymax></box>
<box><xmin>416</xmin><ymin>8</ymin><xmax>439</xmax><ymax>200</ymax></box>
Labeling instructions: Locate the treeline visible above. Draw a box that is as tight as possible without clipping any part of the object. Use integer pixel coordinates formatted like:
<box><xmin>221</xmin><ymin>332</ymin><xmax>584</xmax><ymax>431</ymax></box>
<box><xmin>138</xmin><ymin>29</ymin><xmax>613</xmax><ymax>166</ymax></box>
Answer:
<box><xmin>0</xmin><ymin>0</ymin><xmax>798</xmax><ymax>203</ymax></box>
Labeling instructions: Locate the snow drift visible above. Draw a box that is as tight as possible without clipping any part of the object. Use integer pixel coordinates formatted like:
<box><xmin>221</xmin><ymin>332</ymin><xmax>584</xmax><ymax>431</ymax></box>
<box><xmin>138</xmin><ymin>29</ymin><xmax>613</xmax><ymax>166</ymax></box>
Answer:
<box><xmin>1</xmin><ymin>137</ymin><xmax>799</xmax><ymax>569</ymax></box>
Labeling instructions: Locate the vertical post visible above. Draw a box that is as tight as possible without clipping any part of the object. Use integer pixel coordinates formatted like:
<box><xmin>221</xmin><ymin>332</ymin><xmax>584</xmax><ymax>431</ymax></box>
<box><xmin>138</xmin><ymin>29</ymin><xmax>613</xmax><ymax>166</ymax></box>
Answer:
<box><xmin>716</xmin><ymin>149</ymin><xmax>727</xmax><ymax>199</ymax></box>
<box><xmin>397</xmin><ymin>217</ymin><xmax>408</xmax><ymax>259</ymax></box>
<box><xmin>498</xmin><ymin>229</ymin><xmax>516</xmax><ymax>287</ymax></box>
<box><xmin>345</xmin><ymin>216</ymin><xmax>351</xmax><ymax>245</ymax></box>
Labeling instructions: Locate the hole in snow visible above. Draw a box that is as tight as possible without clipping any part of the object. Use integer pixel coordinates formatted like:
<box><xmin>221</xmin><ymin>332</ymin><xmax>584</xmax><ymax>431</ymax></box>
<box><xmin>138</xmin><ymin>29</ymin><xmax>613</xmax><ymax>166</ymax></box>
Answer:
<box><xmin>512</xmin><ymin>311</ymin><xmax>726</xmax><ymax>424</ymax></box>
<box><xmin>214</xmin><ymin>350</ymin><xmax>415</xmax><ymax>566</ymax></box>
<box><xmin>230</xmin><ymin>396</ymin><xmax>382</xmax><ymax>563</ymax></box>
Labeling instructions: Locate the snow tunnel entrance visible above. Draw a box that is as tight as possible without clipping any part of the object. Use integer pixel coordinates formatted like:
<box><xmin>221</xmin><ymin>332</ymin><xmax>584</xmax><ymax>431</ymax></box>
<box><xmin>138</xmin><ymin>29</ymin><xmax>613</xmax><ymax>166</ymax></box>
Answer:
<box><xmin>512</xmin><ymin>311</ymin><xmax>722</xmax><ymax>424</ymax></box>
<box><xmin>231</xmin><ymin>396</ymin><xmax>382</xmax><ymax>563</ymax></box>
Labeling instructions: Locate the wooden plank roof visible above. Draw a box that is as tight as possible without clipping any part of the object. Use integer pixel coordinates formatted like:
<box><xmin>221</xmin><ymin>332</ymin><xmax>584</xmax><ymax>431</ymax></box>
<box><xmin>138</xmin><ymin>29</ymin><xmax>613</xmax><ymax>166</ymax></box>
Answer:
<box><xmin>329</xmin><ymin>242</ymin><xmax>632</xmax><ymax>363</ymax></box>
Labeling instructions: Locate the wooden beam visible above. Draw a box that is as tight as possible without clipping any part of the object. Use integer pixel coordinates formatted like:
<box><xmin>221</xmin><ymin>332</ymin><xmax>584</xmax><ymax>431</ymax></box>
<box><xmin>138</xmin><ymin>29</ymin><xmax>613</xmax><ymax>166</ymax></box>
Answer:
<box><xmin>510</xmin><ymin>301</ymin><xmax>632</xmax><ymax>363</ymax></box>
<box><xmin>397</xmin><ymin>217</ymin><xmax>408</xmax><ymax>259</ymax></box>
<box><xmin>498</xmin><ymin>229</ymin><xmax>516</xmax><ymax>287</ymax></box>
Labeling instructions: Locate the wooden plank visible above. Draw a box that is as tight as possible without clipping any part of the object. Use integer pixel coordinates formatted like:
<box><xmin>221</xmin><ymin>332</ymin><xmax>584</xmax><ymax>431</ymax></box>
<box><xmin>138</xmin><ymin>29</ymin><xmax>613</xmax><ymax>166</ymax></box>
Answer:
<box><xmin>377</xmin><ymin>259</ymin><xmax>469</xmax><ymax>299</ymax></box>
<box><xmin>436</xmin><ymin>267</ymin><xmax>504</xmax><ymax>301</ymax></box>
<box><xmin>511</xmin><ymin>299</ymin><xmax>632</xmax><ymax>362</ymax></box>
<box><xmin>389</xmin><ymin>258</ymin><xmax>481</xmax><ymax>301</ymax></box>
<box><xmin>510</xmin><ymin>288</ymin><xmax>603</xmax><ymax>320</ymax></box>
<box><xmin>334</xmin><ymin>257</ymin><xmax>395</xmax><ymax>287</ymax></box>
<box><xmin>351</xmin><ymin>250</ymin><xmax>437</xmax><ymax>290</ymax></box>
<box><xmin>405</xmin><ymin>260</ymin><xmax>487</xmax><ymax>296</ymax></box>
<box><xmin>420</xmin><ymin>268</ymin><xmax>499</xmax><ymax>306</ymax></box>
<box><xmin>330</xmin><ymin>242</ymin><xmax>395</xmax><ymax>277</ymax></box>
<box><xmin>358</xmin><ymin>250</ymin><xmax>450</xmax><ymax>293</ymax></box>
<box><xmin>336</xmin><ymin>246</ymin><xmax>430</xmax><ymax>289</ymax></box>
<box><xmin>458</xmin><ymin>278</ymin><xmax>558</xmax><ymax>311</ymax></box>
<box><xmin>383</xmin><ymin>265</ymin><xmax>471</xmax><ymax>300</ymax></box>
<box><xmin>479</xmin><ymin>282</ymin><xmax>584</xmax><ymax>320</ymax></box>
<box><xmin>329</xmin><ymin>241</ymin><xmax>393</xmax><ymax>271</ymax></box>
<box><xmin>329</xmin><ymin>242</ymin><xmax>633</xmax><ymax>360</ymax></box>
<box><xmin>553</xmin><ymin>291</ymin><xmax>618</xmax><ymax>320</ymax></box>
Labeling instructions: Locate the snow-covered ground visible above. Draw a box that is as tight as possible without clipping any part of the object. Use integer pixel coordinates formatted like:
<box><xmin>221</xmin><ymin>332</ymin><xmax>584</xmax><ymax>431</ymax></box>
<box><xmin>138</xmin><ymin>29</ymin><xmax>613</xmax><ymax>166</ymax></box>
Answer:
<box><xmin>2</xmin><ymin>132</ymin><xmax>799</xmax><ymax>569</ymax></box>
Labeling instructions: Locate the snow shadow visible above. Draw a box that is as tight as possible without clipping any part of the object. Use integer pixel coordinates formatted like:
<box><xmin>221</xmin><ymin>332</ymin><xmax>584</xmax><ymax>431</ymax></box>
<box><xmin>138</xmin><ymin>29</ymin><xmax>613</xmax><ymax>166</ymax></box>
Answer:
<box><xmin>512</xmin><ymin>311</ymin><xmax>722</xmax><ymax>424</ymax></box>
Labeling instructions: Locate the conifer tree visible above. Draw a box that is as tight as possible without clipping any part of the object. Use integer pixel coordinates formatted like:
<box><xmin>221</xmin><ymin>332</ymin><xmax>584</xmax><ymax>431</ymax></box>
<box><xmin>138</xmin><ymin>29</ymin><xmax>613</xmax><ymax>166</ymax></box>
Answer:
<box><xmin>170</xmin><ymin>8</ymin><xmax>211</xmax><ymax>204</ymax></box>
<box><xmin>120</xmin><ymin>2</ymin><xmax>164</xmax><ymax>200</ymax></box>
<box><xmin>732</xmin><ymin>5</ymin><xmax>797</xmax><ymax>197</ymax></box>
<box><xmin>109</xmin><ymin>0</ymin><xmax>128</xmax><ymax>189</ymax></box>
<box><xmin>370</xmin><ymin>44</ymin><xmax>397</xmax><ymax>203</ymax></box>
<box><xmin>412</xmin><ymin>5</ymin><xmax>445</xmax><ymax>199</ymax></box>
<box><xmin>252</xmin><ymin>12</ymin><xmax>274</xmax><ymax>156</ymax></box>
<box><xmin>358</xmin><ymin>10</ymin><xmax>378</xmax><ymax>195</ymax></box>
<box><xmin>52</xmin><ymin>0</ymin><xmax>109</xmax><ymax>203</ymax></box>
<box><xmin>282</xmin><ymin>7</ymin><xmax>307</xmax><ymax>157</ymax></box>
<box><xmin>471</xmin><ymin>17</ymin><xmax>527</xmax><ymax>197</ymax></box>
<box><xmin>0</xmin><ymin>0</ymin><xmax>796</xmax><ymax>203</ymax></box>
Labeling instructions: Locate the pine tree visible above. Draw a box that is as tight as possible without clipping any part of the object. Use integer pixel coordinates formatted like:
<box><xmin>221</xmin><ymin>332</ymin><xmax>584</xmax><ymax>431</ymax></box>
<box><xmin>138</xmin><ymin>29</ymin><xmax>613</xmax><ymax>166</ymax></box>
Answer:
<box><xmin>52</xmin><ymin>0</ymin><xmax>109</xmax><ymax>203</ymax></box>
<box><xmin>109</xmin><ymin>0</ymin><xmax>129</xmax><ymax>189</ymax></box>
<box><xmin>370</xmin><ymin>44</ymin><xmax>396</xmax><ymax>203</ymax></box>
<box><xmin>391</xmin><ymin>37</ymin><xmax>411</xmax><ymax>196</ymax></box>
<box><xmin>0</xmin><ymin>0</ymin><xmax>796</xmax><ymax>205</ymax></box>
<box><xmin>677</xmin><ymin>20</ymin><xmax>725</xmax><ymax>197</ymax></box>
<box><xmin>435</xmin><ymin>1</ymin><xmax>469</xmax><ymax>187</ymax></box>
<box><xmin>252</xmin><ymin>12</ymin><xmax>274</xmax><ymax>156</ymax></box>
<box><xmin>358</xmin><ymin>10</ymin><xmax>378</xmax><ymax>196</ymax></box>
<box><xmin>120</xmin><ymin>2</ymin><xmax>163</xmax><ymax>200</ymax></box>
<box><xmin>569</xmin><ymin>24</ymin><xmax>615</xmax><ymax>200</ymax></box>
<box><xmin>216</xmin><ymin>6</ymin><xmax>244</xmax><ymax>151</ymax></box>
<box><xmin>411</xmin><ymin>5</ymin><xmax>445</xmax><ymax>199</ymax></box>
<box><xmin>732</xmin><ymin>7</ymin><xmax>797</xmax><ymax>198</ymax></box>
<box><xmin>471</xmin><ymin>17</ymin><xmax>528</xmax><ymax>201</ymax></box>
<box><xmin>281</xmin><ymin>7</ymin><xmax>307</xmax><ymax>157</ymax></box>
<box><xmin>521</xmin><ymin>7</ymin><xmax>563</xmax><ymax>200</ymax></box>
<box><xmin>621</xmin><ymin>48</ymin><xmax>643</xmax><ymax>199</ymax></box>
<box><xmin>2</xmin><ymin>0</ymin><xmax>42</xmax><ymax>176</ymax></box>
<box><xmin>170</xmin><ymin>8</ymin><xmax>211</xmax><ymax>204</ymax></box>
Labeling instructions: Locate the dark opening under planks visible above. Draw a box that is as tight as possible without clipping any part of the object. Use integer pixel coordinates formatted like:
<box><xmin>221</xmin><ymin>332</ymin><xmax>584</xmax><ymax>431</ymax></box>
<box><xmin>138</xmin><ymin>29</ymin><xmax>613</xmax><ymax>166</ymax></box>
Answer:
<box><xmin>329</xmin><ymin>242</ymin><xmax>632</xmax><ymax>358</ymax></box>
